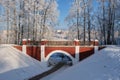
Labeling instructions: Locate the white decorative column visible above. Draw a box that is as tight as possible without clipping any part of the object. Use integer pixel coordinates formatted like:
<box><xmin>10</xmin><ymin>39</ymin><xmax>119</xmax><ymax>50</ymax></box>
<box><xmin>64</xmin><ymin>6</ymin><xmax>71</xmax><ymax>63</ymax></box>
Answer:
<box><xmin>22</xmin><ymin>39</ymin><xmax>27</xmax><ymax>54</ymax></box>
<box><xmin>41</xmin><ymin>45</ymin><xmax>45</xmax><ymax>62</ymax></box>
<box><xmin>22</xmin><ymin>45</ymin><xmax>26</xmax><ymax>54</ymax></box>
<box><xmin>94</xmin><ymin>46</ymin><xmax>98</xmax><ymax>53</ymax></box>
<box><xmin>74</xmin><ymin>39</ymin><xmax>80</xmax><ymax>63</ymax></box>
<box><xmin>40</xmin><ymin>39</ymin><xmax>47</xmax><ymax>62</ymax></box>
<box><xmin>75</xmin><ymin>46</ymin><xmax>80</xmax><ymax>62</ymax></box>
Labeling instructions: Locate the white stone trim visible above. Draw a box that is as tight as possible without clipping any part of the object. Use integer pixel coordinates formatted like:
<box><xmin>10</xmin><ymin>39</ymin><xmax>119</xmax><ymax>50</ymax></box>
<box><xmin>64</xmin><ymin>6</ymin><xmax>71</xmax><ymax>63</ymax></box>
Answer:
<box><xmin>75</xmin><ymin>46</ymin><xmax>80</xmax><ymax>62</ymax></box>
<box><xmin>74</xmin><ymin>39</ymin><xmax>79</xmax><ymax>41</ymax></box>
<box><xmin>22</xmin><ymin>39</ymin><xmax>27</xmax><ymax>41</ymax></box>
<box><xmin>41</xmin><ymin>39</ymin><xmax>47</xmax><ymax>41</ymax></box>
<box><xmin>94</xmin><ymin>46</ymin><xmax>98</xmax><ymax>53</ymax></box>
<box><xmin>41</xmin><ymin>45</ymin><xmax>45</xmax><ymax>62</ymax></box>
<box><xmin>22</xmin><ymin>45</ymin><xmax>26</xmax><ymax>54</ymax></box>
<box><xmin>45</xmin><ymin>50</ymin><xmax>76</xmax><ymax>64</ymax></box>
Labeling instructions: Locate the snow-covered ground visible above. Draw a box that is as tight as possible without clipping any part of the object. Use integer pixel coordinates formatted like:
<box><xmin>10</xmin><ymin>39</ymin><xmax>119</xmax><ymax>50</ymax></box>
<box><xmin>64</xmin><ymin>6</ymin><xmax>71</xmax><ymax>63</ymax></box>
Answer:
<box><xmin>1</xmin><ymin>45</ymin><xmax>120</xmax><ymax>80</ymax></box>
<box><xmin>50</xmin><ymin>45</ymin><xmax>120</xmax><ymax>80</ymax></box>
<box><xmin>0</xmin><ymin>45</ymin><xmax>49</xmax><ymax>80</ymax></box>
<box><xmin>41</xmin><ymin>65</ymin><xmax>70</xmax><ymax>80</ymax></box>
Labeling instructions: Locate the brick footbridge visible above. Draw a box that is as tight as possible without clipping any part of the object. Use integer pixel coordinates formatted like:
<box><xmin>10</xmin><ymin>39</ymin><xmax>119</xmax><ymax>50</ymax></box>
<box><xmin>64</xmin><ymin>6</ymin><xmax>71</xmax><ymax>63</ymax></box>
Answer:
<box><xmin>14</xmin><ymin>39</ymin><xmax>104</xmax><ymax>64</ymax></box>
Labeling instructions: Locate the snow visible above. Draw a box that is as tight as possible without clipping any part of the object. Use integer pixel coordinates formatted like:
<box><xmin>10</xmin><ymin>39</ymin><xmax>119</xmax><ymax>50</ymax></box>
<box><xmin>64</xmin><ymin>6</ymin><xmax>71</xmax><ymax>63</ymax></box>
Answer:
<box><xmin>50</xmin><ymin>45</ymin><xmax>120</xmax><ymax>80</ymax></box>
<box><xmin>1</xmin><ymin>45</ymin><xmax>120</xmax><ymax>80</ymax></box>
<box><xmin>41</xmin><ymin>65</ymin><xmax>70</xmax><ymax>80</ymax></box>
<box><xmin>0</xmin><ymin>45</ymin><xmax>49</xmax><ymax>80</ymax></box>
<box><xmin>22</xmin><ymin>39</ymin><xmax>27</xmax><ymax>41</ymax></box>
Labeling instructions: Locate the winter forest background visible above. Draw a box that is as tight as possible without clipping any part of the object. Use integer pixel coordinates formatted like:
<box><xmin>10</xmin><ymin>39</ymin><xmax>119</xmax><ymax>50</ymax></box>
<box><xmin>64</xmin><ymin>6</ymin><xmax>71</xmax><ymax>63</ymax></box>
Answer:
<box><xmin>0</xmin><ymin>0</ymin><xmax>120</xmax><ymax>45</ymax></box>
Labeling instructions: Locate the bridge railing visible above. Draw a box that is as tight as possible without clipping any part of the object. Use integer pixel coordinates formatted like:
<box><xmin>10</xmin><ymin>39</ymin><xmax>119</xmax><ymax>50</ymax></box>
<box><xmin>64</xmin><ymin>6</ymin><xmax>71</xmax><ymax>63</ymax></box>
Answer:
<box><xmin>79</xmin><ymin>41</ymin><xmax>98</xmax><ymax>46</ymax></box>
<box><xmin>45</xmin><ymin>41</ymin><xmax>98</xmax><ymax>46</ymax></box>
<box><xmin>46</xmin><ymin>41</ymin><xmax>75</xmax><ymax>46</ymax></box>
<box><xmin>22</xmin><ymin>39</ymin><xmax>99</xmax><ymax>46</ymax></box>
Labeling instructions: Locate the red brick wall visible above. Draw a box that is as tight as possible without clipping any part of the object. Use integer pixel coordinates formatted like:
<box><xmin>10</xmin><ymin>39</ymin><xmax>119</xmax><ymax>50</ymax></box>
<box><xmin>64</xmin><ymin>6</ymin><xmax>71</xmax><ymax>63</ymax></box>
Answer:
<box><xmin>45</xmin><ymin>47</ymin><xmax>75</xmax><ymax>57</ymax></box>
<box><xmin>80</xmin><ymin>47</ymin><xmax>94</xmax><ymax>61</ymax></box>
<box><xmin>26</xmin><ymin>46</ymin><xmax>33</xmax><ymax>56</ymax></box>
<box><xmin>14</xmin><ymin>45</ymin><xmax>100</xmax><ymax>62</ymax></box>
<box><xmin>26</xmin><ymin>46</ymin><xmax>41</xmax><ymax>61</ymax></box>
<box><xmin>13</xmin><ymin>46</ymin><xmax>22</xmax><ymax>51</ymax></box>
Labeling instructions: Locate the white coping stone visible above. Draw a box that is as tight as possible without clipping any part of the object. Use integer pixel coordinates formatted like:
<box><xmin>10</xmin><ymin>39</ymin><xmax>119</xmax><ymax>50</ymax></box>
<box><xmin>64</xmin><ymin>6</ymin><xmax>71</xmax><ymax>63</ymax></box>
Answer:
<box><xmin>74</xmin><ymin>39</ymin><xmax>79</xmax><ymax>41</ymax></box>
<box><xmin>22</xmin><ymin>39</ymin><xmax>27</xmax><ymax>41</ymax></box>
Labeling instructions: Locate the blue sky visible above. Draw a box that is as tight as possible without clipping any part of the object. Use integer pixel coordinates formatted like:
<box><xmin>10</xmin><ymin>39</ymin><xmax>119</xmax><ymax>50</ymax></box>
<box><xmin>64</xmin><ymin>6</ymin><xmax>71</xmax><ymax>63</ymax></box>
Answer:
<box><xmin>57</xmin><ymin>0</ymin><xmax>73</xmax><ymax>30</ymax></box>
<box><xmin>57</xmin><ymin>0</ymin><xmax>98</xmax><ymax>30</ymax></box>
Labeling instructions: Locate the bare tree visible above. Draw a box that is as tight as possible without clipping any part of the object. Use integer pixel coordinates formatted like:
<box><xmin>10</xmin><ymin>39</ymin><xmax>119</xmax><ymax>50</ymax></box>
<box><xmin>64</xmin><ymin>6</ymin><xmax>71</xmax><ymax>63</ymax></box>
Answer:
<box><xmin>97</xmin><ymin>0</ymin><xmax>119</xmax><ymax>45</ymax></box>
<box><xmin>65</xmin><ymin>0</ymin><xmax>83</xmax><ymax>40</ymax></box>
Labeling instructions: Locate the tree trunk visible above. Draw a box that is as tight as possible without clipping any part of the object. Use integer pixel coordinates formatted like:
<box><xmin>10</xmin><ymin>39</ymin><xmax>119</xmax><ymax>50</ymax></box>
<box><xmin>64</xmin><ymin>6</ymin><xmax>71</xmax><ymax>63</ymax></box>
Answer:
<box><xmin>77</xmin><ymin>8</ymin><xmax>80</xmax><ymax>40</ymax></box>
<box><xmin>111</xmin><ymin>5</ymin><xmax>115</xmax><ymax>44</ymax></box>
<box><xmin>6</xmin><ymin>1</ymin><xmax>10</xmax><ymax>44</ymax></box>
<box><xmin>18</xmin><ymin>15</ymin><xmax>21</xmax><ymax>45</ymax></box>
<box><xmin>83</xmin><ymin>0</ymin><xmax>86</xmax><ymax>45</ymax></box>
<box><xmin>102</xmin><ymin>0</ymin><xmax>106</xmax><ymax>45</ymax></box>
<box><xmin>13</xmin><ymin>5</ymin><xmax>17</xmax><ymax>44</ymax></box>
<box><xmin>87</xmin><ymin>7</ymin><xmax>91</xmax><ymax>45</ymax></box>
<box><xmin>107</xmin><ymin>0</ymin><xmax>112</xmax><ymax>44</ymax></box>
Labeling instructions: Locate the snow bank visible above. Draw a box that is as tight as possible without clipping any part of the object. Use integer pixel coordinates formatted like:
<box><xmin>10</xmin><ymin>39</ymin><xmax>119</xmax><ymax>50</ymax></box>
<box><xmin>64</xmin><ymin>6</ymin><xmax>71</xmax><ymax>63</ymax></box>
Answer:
<box><xmin>0</xmin><ymin>45</ymin><xmax>48</xmax><ymax>80</ymax></box>
<box><xmin>51</xmin><ymin>46</ymin><xmax>120</xmax><ymax>80</ymax></box>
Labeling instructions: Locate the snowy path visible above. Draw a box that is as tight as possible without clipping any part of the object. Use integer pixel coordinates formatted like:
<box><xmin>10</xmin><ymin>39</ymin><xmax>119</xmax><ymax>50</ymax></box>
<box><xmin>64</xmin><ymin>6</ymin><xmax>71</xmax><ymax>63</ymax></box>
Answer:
<box><xmin>29</xmin><ymin>62</ymin><xmax>69</xmax><ymax>80</ymax></box>
<box><xmin>41</xmin><ymin>65</ymin><xmax>69</xmax><ymax>80</ymax></box>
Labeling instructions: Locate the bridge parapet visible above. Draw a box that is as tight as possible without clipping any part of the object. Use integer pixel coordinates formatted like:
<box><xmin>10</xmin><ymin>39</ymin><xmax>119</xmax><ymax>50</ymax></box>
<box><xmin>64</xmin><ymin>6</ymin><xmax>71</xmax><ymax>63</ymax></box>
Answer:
<box><xmin>22</xmin><ymin>39</ymin><xmax>99</xmax><ymax>46</ymax></box>
<box><xmin>19</xmin><ymin>39</ymin><xmax>100</xmax><ymax>65</ymax></box>
<box><xmin>45</xmin><ymin>41</ymin><xmax>75</xmax><ymax>46</ymax></box>
<box><xmin>14</xmin><ymin>41</ymin><xmax>105</xmax><ymax>65</ymax></box>
<box><xmin>41</xmin><ymin>39</ymin><xmax>81</xmax><ymax>46</ymax></box>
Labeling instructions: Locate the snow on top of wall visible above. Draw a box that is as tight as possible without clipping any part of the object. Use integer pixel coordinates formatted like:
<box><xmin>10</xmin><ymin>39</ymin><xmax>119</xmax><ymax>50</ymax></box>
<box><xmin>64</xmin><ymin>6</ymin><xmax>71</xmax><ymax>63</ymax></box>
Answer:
<box><xmin>51</xmin><ymin>46</ymin><xmax>120</xmax><ymax>80</ymax></box>
<box><xmin>0</xmin><ymin>45</ymin><xmax>48</xmax><ymax>80</ymax></box>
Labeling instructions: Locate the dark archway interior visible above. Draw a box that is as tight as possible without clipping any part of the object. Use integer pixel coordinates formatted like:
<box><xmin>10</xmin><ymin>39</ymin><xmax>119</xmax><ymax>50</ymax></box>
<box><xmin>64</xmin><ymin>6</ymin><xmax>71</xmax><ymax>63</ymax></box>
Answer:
<box><xmin>48</xmin><ymin>52</ymin><xmax>72</xmax><ymax>66</ymax></box>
